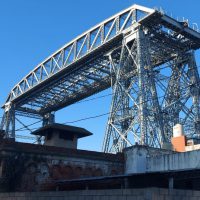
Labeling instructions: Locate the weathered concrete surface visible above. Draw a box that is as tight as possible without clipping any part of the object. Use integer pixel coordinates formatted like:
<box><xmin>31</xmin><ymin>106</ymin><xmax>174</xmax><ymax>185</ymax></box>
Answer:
<box><xmin>125</xmin><ymin>145</ymin><xmax>147</xmax><ymax>174</ymax></box>
<box><xmin>124</xmin><ymin>145</ymin><xmax>172</xmax><ymax>174</ymax></box>
<box><xmin>0</xmin><ymin>140</ymin><xmax>124</xmax><ymax>192</ymax></box>
<box><xmin>148</xmin><ymin>149</ymin><xmax>200</xmax><ymax>172</ymax></box>
<box><xmin>185</xmin><ymin>144</ymin><xmax>200</xmax><ymax>151</ymax></box>
<box><xmin>44</xmin><ymin>131</ymin><xmax>78</xmax><ymax>149</ymax></box>
<box><xmin>0</xmin><ymin>188</ymin><xmax>198</xmax><ymax>200</ymax></box>
<box><xmin>125</xmin><ymin>145</ymin><xmax>200</xmax><ymax>174</ymax></box>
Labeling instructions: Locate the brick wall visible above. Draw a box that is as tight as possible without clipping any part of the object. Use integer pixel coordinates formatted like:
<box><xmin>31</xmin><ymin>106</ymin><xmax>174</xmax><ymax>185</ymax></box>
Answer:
<box><xmin>0</xmin><ymin>188</ymin><xmax>199</xmax><ymax>200</ymax></box>
<box><xmin>0</xmin><ymin>140</ymin><xmax>124</xmax><ymax>192</ymax></box>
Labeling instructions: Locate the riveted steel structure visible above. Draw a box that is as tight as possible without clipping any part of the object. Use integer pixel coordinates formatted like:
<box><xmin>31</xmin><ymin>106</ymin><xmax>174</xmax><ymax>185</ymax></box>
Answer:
<box><xmin>1</xmin><ymin>5</ymin><xmax>200</xmax><ymax>153</ymax></box>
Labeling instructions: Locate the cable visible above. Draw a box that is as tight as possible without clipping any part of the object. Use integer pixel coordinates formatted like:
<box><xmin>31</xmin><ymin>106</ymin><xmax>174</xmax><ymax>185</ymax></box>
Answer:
<box><xmin>11</xmin><ymin>64</ymin><xmax>173</xmax><ymax>131</ymax></box>
<box><xmin>15</xmin><ymin>93</ymin><xmax>166</xmax><ymax>132</ymax></box>
<box><xmin>76</xmin><ymin>93</ymin><xmax>112</xmax><ymax>104</ymax></box>
<box><xmin>15</xmin><ymin>120</ymin><xmax>42</xmax><ymax>132</ymax></box>
<box><xmin>15</xmin><ymin>134</ymin><xmax>36</xmax><ymax>140</ymax></box>
<box><xmin>61</xmin><ymin>76</ymin><xmax>200</xmax><ymax>125</ymax></box>
<box><xmin>14</xmin><ymin>75</ymin><xmax>200</xmax><ymax>132</ymax></box>
<box><xmin>63</xmin><ymin>112</ymin><xmax>110</xmax><ymax>124</ymax></box>
<box><xmin>11</xmin><ymin>62</ymin><xmax>200</xmax><ymax>131</ymax></box>
<box><xmin>16</xmin><ymin>128</ymin><xmax>38</xmax><ymax>132</ymax></box>
<box><xmin>62</xmin><ymin>93</ymin><xmax>168</xmax><ymax>125</ymax></box>
<box><xmin>14</xmin><ymin>93</ymin><xmax>112</xmax><ymax>132</ymax></box>
<box><xmin>66</xmin><ymin>63</ymin><xmax>200</xmax><ymax>107</ymax></box>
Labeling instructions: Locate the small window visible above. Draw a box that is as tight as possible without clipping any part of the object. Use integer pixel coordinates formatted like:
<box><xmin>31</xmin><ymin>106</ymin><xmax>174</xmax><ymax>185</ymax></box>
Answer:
<box><xmin>46</xmin><ymin>133</ymin><xmax>52</xmax><ymax>140</ymax></box>
<box><xmin>59</xmin><ymin>132</ymin><xmax>74</xmax><ymax>141</ymax></box>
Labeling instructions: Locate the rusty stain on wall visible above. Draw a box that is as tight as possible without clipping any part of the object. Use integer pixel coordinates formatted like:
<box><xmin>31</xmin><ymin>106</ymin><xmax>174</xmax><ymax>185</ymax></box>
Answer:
<box><xmin>0</xmin><ymin>139</ymin><xmax>124</xmax><ymax>192</ymax></box>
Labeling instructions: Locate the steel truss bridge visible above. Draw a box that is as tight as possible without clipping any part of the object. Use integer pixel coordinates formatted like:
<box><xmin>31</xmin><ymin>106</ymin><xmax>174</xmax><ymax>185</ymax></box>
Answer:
<box><xmin>1</xmin><ymin>5</ymin><xmax>200</xmax><ymax>153</ymax></box>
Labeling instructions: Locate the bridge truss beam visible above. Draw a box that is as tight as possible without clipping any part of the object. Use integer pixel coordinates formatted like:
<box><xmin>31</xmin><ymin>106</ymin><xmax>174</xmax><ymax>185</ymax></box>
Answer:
<box><xmin>0</xmin><ymin>5</ymin><xmax>200</xmax><ymax>152</ymax></box>
<box><xmin>102</xmin><ymin>27</ymin><xmax>200</xmax><ymax>153</ymax></box>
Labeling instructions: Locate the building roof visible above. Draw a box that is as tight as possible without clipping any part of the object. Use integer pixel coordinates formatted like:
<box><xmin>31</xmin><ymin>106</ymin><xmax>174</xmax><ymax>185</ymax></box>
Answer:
<box><xmin>42</xmin><ymin>168</ymin><xmax>200</xmax><ymax>191</ymax></box>
<box><xmin>0</xmin><ymin>139</ymin><xmax>123</xmax><ymax>162</ymax></box>
<box><xmin>31</xmin><ymin>123</ymin><xmax>92</xmax><ymax>138</ymax></box>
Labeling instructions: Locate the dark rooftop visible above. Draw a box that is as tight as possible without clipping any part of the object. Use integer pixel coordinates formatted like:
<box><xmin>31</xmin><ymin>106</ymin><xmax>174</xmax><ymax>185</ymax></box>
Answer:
<box><xmin>0</xmin><ymin>139</ymin><xmax>123</xmax><ymax>162</ymax></box>
<box><xmin>31</xmin><ymin>123</ymin><xmax>92</xmax><ymax>138</ymax></box>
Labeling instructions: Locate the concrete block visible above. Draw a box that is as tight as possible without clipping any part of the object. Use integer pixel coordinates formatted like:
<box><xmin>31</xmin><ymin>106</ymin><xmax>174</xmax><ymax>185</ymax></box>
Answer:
<box><xmin>0</xmin><ymin>193</ymin><xmax>9</xmax><ymax>197</ymax></box>
<box><xmin>52</xmin><ymin>197</ymin><xmax>65</xmax><ymax>200</ymax></box>
<box><xmin>27</xmin><ymin>196</ymin><xmax>38</xmax><ymax>200</ymax></box>
<box><xmin>174</xmin><ymin>189</ymin><xmax>186</xmax><ymax>196</ymax></box>
<box><xmin>91</xmin><ymin>196</ymin><xmax>101</xmax><ymax>200</ymax></box>
<box><xmin>105</xmin><ymin>189</ymin><xmax>122</xmax><ymax>196</ymax></box>
<box><xmin>159</xmin><ymin>188</ymin><xmax>168</xmax><ymax>195</ymax></box>
<box><xmin>151</xmin><ymin>193</ymin><xmax>161</xmax><ymax>200</ymax></box>
<box><xmin>99</xmin><ymin>196</ymin><xmax>109</xmax><ymax>200</ymax></box>
<box><xmin>64</xmin><ymin>196</ymin><xmax>77</xmax><ymax>200</ymax></box>
<box><xmin>81</xmin><ymin>190</ymin><xmax>99</xmax><ymax>196</ymax></box>
<box><xmin>19</xmin><ymin>197</ymin><xmax>27</xmax><ymax>200</ymax></box>
<box><xmin>144</xmin><ymin>189</ymin><xmax>152</xmax><ymax>199</ymax></box>
<box><xmin>136</xmin><ymin>195</ymin><xmax>145</xmax><ymax>200</ymax></box>
<box><xmin>185</xmin><ymin>190</ymin><xmax>193</xmax><ymax>197</ymax></box>
<box><xmin>115</xmin><ymin>196</ymin><xmax>126</xmax><ymax>200</ymax></box>
<box><xmin>66</xmin><ymin>191</ymin><xmax>78</xmax><ymax>196</ymax></box>
<box><xmin>163</xmin><ymin>195</ymin><xmax>173</xmax><ymax>200</ymax></box>
<box><xmin>180</xmin><ymin>196</ymin><xmax>188</xmax><ymax>200</ymax></box>
<box><xmin>14</xmin><ymin>197</ymin><xmax>19</xmax><ymax>200</ymax></box>
<box><xmin>190</xmin><ymin>197</ymin><xmax>199</xmax><ymax>200</ymax></box>
<box><xmin>127</xmin><ymin>196</ymin><xmax>137</xmax><ymax>200</ymax></box>
<box><xmin>46</xmin><ymin>191</ymin><xmax>63</xmax><ymax>197</ymax></box>
<box><xmin>123</xmin><ymin>189</ymin><xmax>132</xmax><ymax>195</ymax></box>
<box><xmin>29</xmin><ymin>192</ymin><xmax>40</xmax><ymax>197</ymax></box>
<box><xmin>5</xmin><ymin>197</ymin><xmax>12</xmax><ymax>200</ymax></box>
<box><xmin>0</xmin><ymin>193</ymin><xmax>4</xmax><ymax>197</ymax></box>
<box><xmin>40</xmin><ymin>195</ymin><xmax>49</xmax><ymax>199</ymax></box>
<box><xmin>168</xmin><ymin>189</ymin><xmax>176</xmax><ymax>196</ymax></box>
<box><xmin>14</xmin><ymin>192</ymin><xmax>27</xmax><ymax>197</ymax></box>
<box><xmin>125</xmin><ymin>146</ymin><xmax>148</xmax><ymax>174</ymax></box>
<box><xmin>84</xmin><ymin>196</ymin><xmax>94</xmax><ymax>200</ymax></box>
<box><xmin>192</xmin><ymin>190</ymin><xmax>200</xmax><ymax>197</ymax></box>
<box><xmin>92</xmin><ymin>190</ymin><xmax>105</xmax><ymax>196</ymax></box>
<box><xmin>21</xmin><ymin>197</ymin><xmax>33</xmax><ymax>200</ymax></box>
<box><xmin>130</xmin><ymin>189</ymin><xmax>144</xmax><ymax>195</ymax></box>
<box><xmin>171</xmin><ymin>196</ymin><xmax>184</xmax><ymax>200</ymax></box>
<box><xmin>77</xmin><ymin>196</ymin><xmax>85</xmax><ymax>200</ymax></box>
<box><xmin>41</xmin><ymin>192</ymin><xmax>60</xmax><ymax>197</ymax></box>
<box><xmin>158</xmin><ymin>195</ymin><xmax>165</xmax><ymax>200</ymax></box>
<box><xmin>108</xmin><ymin>196</ymin><xmax>125</xmax><ymax>200</ymax></box>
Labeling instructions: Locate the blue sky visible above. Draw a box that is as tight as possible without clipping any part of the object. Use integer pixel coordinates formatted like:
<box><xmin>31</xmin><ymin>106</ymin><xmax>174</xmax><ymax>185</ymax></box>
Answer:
<box><xmin>0</xmin><ymin>0</ymin><xmax>200</xmax><ymax>151</ymax></box>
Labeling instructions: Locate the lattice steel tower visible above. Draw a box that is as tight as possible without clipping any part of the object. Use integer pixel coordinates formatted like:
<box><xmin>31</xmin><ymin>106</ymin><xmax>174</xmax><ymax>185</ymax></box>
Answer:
<box><xmin>102</xmin><ymin>27</ymin><xmax>200</xmax><ymax>152</ymax></box>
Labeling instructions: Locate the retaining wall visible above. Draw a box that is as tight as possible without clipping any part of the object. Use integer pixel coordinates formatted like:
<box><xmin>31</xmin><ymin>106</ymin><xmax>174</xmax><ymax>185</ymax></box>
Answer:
<box><xmin>0</xmin><ymin>188</ymin><xmax>199</xmax><ymax>200</ymax></box>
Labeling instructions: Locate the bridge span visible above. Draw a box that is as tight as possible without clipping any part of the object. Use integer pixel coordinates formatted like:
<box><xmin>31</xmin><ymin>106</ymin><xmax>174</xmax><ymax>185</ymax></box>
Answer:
<box><xmin>1</xmin><ymin>4</ymin><xmax>200</xmax><ymax>153</ymax></box>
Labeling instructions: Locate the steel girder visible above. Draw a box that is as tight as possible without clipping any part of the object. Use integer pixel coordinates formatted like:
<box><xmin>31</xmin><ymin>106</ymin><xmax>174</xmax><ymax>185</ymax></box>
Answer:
<box><xmin>5</xmin><ymin>5</ymin><xmax>154</xmax><ymax>106</ymax></box>
<box><xmin>1</xmin><ymin>4</ymin><xmax>200</xmax><ymax>148</ymax></box>
<box><xmin>102</xmin><ymin>27</ymin><xmax>200</xmax><ymax>152</ymax></box>
<box><xmin>1</xmin><ymin>5</ymin><xmax>155</xmax><ymax>138</ymax></box>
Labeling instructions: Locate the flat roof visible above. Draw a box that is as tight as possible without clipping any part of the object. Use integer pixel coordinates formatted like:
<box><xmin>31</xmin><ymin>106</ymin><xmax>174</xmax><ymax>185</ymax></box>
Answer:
<box><xmin>0</xmin><ymin>139</ymin><xmax>123</xmax><ymax>162</ymax></box>
<box><xmin>31</xmin><ymin>123</ymin><xmax>92</xmax><ymax>138</ymax></box>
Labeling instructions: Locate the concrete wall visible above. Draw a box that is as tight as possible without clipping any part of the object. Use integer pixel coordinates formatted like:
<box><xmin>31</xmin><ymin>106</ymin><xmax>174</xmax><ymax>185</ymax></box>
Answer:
<box><xmin>0</xmin><ymin>141</ymin><xmax>123</xmax><ymax>192</ymax></box>
<box><xmin>0</xmin><ymin>188</ymin><xmax>199</xmax><ymax>200</ymax></box>
<box><xmin>44</xmin><ymin>131</ymin><xmax>77</xmax><ymax>149</ymax></box>
<box><xmin>125</xmin><ymin>145</ymin><xmax>200</xmax><ymax>174</ymax></box>
<box><xmin>147</xmin><ymin>149</ymin><xmax>200</xmax><ymax>172</ymax></box>
<box><xmin>124</xmin><ymin>145</ymin><xmax>172</xmax><ymax>174</ymax></box>
<box><xmin>125</xmin><ymin>145</ymin><xmax>147</xmax><ymax>174</ymax></box>
<box><xmin>9</xmin><ymin>154</ymin><xmax>122</xmax><ymax>192</ymax></box>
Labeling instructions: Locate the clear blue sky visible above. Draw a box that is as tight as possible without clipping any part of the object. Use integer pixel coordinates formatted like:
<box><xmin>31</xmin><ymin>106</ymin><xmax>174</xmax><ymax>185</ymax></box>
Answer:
<box><xmin>0</xmin><ymin>0</ymin><xmax>200</xmax><ymax>151</ymax></box>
